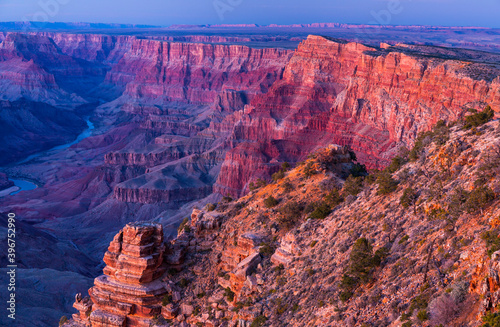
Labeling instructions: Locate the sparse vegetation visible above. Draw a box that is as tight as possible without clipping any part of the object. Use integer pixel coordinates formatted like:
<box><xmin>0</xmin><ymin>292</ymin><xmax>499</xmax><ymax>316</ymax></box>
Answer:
<box><xmin>178</xmin><ymin>217</ymin><xmax>190</xmax><ymax>234</ymax></box>
<box><xmin>417</xmin><ymin>309</ymin><xmax>429</xmax><ymax>322</ymax></box>
<box><xmin>464</xmin><ymin>105</ymin><xmax>495</xmax><ymax>130</ymax></box>
<box><xmin>272</xmin><ymin>169</ymin><xmax>285</xmax><ymax>182</ymax></box>
<box><xmin>388</xmin><ymin>154</ymin><xmax>408</xmax><ymax>173</ymax></box>
<box><xmin>278</xmin><ymin>201</ymin><xmax>303</xmax><ymax>229</ymax></box>
<box><xmin>205</xmin><ymin>203</ymin><xmax>216</xmax><ymax>211</ymax></box>
<box><xmin>343</xmin><ymin>175</ymin><xmax>364</xmax><ymax>196</ymax></box>
<box><xmin>324</xmin><ymin>188</ymin><xmax>344</xmax><ymax>207</ymax></box>
<box><xmin>481</xmin><ymin>230</ymin><xmax>500</xmax><ymax>257</ymax></box>
<box><xmin>376</xmin><ymin>170</ymin><xmax>398</xmax><ymax>195</ymax></box>
<box><xmin>264</xmin><ymin>195</ymin><xmax>279</xmax><ymax>208</ymax></box>
<box><xmin>482</xmin><ymin>312</ymin><xmax>500</xmax><ymax>327</ymax></box>
<box><xmin>409</xmin><ymin>120</ymin><xmax>450</xmax><ymax>161</ymax></box>
<box><xmin>308</xmin><ymin>201</ymin><xmax>332</xmax><ymax>219</ymax></box>
<box><xmin>251</xmin><ymin>315</ymin><xmax>268</xmax><ymax>327</ymax></box>
<box><xmin>249</xmin><ymin>179</ymin><xmax>268</xmax><ymax>191</ymax></box>
<box><xmin>281</xmin><ymin>178</ymin><xmax>294</xmax><ymax>193</ymax></box>
<box><xmin>59</xmin><ymin>316</ymin><xmax>68</xmax><ymax>326</ymax></box>
<box><xmin>179</xmin><ymin>278</ymin><xmax>189</xmax><ymax>288</ymax></box>
<box><xmin>400</xmin><ymin>187</ymin><xmax>418</xmax><ymax>212</ymax></box>
<box><xmin>340</xmin><ymin>238</ymin><xmax>381</xmax><ymax>302</ymax></box>
<box><xmin>162</xmin><ymin>294</ymin><xmax>172</xmax><ymax>306</ymax></box>
<box><xmin>259</xmin><ymin>242</ymin><xmax>276</xmax><ymax>256</ymax></box>
<box><xmin>224</xmin><ymin>287</ymin><xmax>235</xmax><ymax>302</ymax></box>
<box><xmin>464</xmin><ymin>186</ymin><xmax>496</xmax><ymax>213</ymax></box>
<box><xmin>304</xmin><ymin>161</ymin><xmax>317</xmax><ymax>177</ymax></box>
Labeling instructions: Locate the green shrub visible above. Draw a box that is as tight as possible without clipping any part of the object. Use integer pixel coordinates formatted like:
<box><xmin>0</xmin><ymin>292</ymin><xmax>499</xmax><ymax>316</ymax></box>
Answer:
<box><xmin>224</xmin><ymin>287</ymin><xmax>235</xmax><ymax>302</ymax></box>
<box><xmin>398</xmin><ymin>235</ymin><xmax>409</xmax><ymax>244</ymax></box>
<box><xmin>482</xmin><ymin>312</ymin><xmax>500</xmax><ymax>327</ymax></box>
<box><xmin>343</xmin><ymin>175</ymin><xmax>364</xmax><ymax>196</ymax></box>
<box><xmin>259</xmin><ymin>242</ymin><xmax>276</xmax><ymax>256</ymax></box>
<box><xmin>273</xmin><ymin>297</ymin><xmax>287</xmax><ymax>315</ymax></box>
<box><xmin>432</xmin><ymin>120</ymin><xmax>451</xmax><ymax>146</ymax></box>
<box><xmin>274</xmin><ymin>263</ymin><xmax>285</xmax><ymax>273</ymax></box>
<box><xmin>59</xmin><ymin>316</ymin><xmax>68</xmax><ymax>326</ymax></box>
<box><xmin>162</xmin><ymin>294</ymin><xmax>172</xmax><ymax>306</ymax></box>
<box><xmin>409</xmin><ymin>131</ymin><xmax>433</xmax><ymax>161</ymax></box>
<box><xmin>365</xmin><ymin>169</ymin><xmax>380</xmax><ymax>185</ymax></box>
<box><xmin>464</xmin><ymin>186</ymin><xmax>495</xmax><ymax>213</ymax></box>
<box><xmin>448</xmin><ymin>187</ymin><xmax>469</xmax><ymax>217</ymax></box>
<box><xmin>340</xmin><ymin>238</ymin><xmax>381</xmax><ymax>301</ymax></box>
<box><xmin>304</xmin><ymin>162</ymin><xmax>317</xmax><ymax>177</ymax></box>
<box><xmin>308</xmin><ymin>201</ymin><xmax>332</xmax><ymax>219</ymax></box>
<box><xmin>481</xmin><ymin>230</ymin><xmax>500</xmax><ymax>257</ymax></box>
<box><xmin>376</xmin><ymin>171</ymin><xmax>398</xmax><ymax>195</ymax></box>
<box><xmin>278</xmin><ymin>201</ymin><xmax>303</xmax><ymax>229</ymax></box>
<box><xmin>349</xmin><ymin>163</ymin><xmax>368</xmax><ymax>177</ymax></box>
<box><xmin>373</xmin><ymin>246</ymin><xmax>390</xmax><ymax>265</ymax></box>
<box><xmin>178</xmin><ymin>217</ymin><xmax>190</xmax><ymax>234</ymax></box>
<box><xmin>348</xmin><ymin>238</ymin><xmax>376</xmax><ymax>283</ymax></box>
<box><xmin>264</xmin><ymin>195</ymin><xmax>279</xmax><ymax>208</ymax></box>
<box><xmin>388</xmin><ymin>155</ymin><xmax>407</xmax><ymax>173</ymax></box>
<box><xmin>325</xmin><ymin>189</ymin><xmax>344</xmax><ymax>207</ymax></box>
<box><xmin>179</xmin><ymin>278</ymin><xmax>189</xmax><ymax>288</ymax></box>
<box><xmin>281</xmin><ymin>179</ymin><xmax>294</xmax><ymax>193</ymax></box>
<box><xmin>250</xmin><ymin>179</ymin><xmax>268</xmax><ymax>191</ymax></box>
<box><xmin>400</xmin><ymin>187</ymin><xmax>418</xmax><ymax>211</ymax></box>
<box><xmin>251</xmin><ymin>315</ymin><xmax>268</xmax><ymax>327</ymax></box>
<box><xmin>205</xmin><ymin>203</ymin><xmax>216</xmax><ymax>211</ymax></box>
<box><xmin>464</xmin><ymin>105</ymin><xmax>495</xmax><ymax>129</ymax></box>
<box><xmin>409</xmin><ymin>120</ymin><xmax>450</xmax><ymax>161</ymax></box>
<box><xmin>272</xmin><ymin>169</ymin><xmax>285</xmax><ymax>182</ymax></box>
<box><xmin>417</xmin><ymin>309</ymin><xmax>429</xmax><ymax>321</ymax></box>
<box><xmin>408</xmin><ymin>294</ymin><xmax>429</xmax><ymax>313</ymax></box>
<box><xmin>282</xmin><ymin>162</ymin><xmax>291</xmax><ymax>171</ymax></box>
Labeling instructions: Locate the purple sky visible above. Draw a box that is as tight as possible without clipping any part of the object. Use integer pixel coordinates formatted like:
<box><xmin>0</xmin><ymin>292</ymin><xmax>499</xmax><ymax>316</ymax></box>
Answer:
<box><xmin>0</xmin><ymin>0</ymin><xmax>498</xmax><ymax>28</ymax></box>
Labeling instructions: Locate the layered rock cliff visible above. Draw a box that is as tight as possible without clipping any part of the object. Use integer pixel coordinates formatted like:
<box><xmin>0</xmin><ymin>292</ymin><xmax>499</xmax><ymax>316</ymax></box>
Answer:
<box><xmin>214</xmin><ymin>35</ymin><xmax>500</xmax><ymax>197</ymax></box>
<box><xmin>68</xmin><ymin>118</ymin><xmax>500</xmax><ymax>326</ymax></box>
<box><xmin>108</xmin><ymin>39</ymin><xmax>292</xmax><ymax>104</ymax></box>
<box><xmin>73</xmin><ymin>222</ymin><xmax>168</xmax><ymax>327</ymax></box>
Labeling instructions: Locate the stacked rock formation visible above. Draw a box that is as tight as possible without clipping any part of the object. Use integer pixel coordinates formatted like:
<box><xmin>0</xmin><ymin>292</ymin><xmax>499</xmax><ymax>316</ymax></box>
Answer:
<box><xmin>73</xmin><ymin>222</ymin><xmax>167</xmax><ymax>327</ymax></box>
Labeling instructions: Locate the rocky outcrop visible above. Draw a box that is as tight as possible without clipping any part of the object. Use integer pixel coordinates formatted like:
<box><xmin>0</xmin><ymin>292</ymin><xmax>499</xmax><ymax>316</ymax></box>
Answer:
<box><xmin>73</xmin><ymin>222</ymin><xmax>168</xmax><ymax>327</ymax></box>
<box><xmin>214</xmin><ymin>35</ymin><xmax>500</xmax><ymax>197</ymax></box>
<box><xmin>271</xmin><ymin>232</ymin><xmax>301</xmax><ymax>267</ymax></box>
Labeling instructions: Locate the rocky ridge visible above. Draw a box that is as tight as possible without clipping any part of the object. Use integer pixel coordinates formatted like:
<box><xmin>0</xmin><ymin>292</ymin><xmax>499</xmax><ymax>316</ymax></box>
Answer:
<box><xmin>69</xmin><ymin>115</ymin><xmax>500</xmax><ymax>326</ymax></box>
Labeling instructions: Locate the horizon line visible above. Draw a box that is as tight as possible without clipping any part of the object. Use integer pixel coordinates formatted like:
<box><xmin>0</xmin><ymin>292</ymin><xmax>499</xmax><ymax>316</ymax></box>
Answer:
<box><xmin>0</xmin><ymin>21</ymin><xmax>497</xmax><ymax>30</ymax></box>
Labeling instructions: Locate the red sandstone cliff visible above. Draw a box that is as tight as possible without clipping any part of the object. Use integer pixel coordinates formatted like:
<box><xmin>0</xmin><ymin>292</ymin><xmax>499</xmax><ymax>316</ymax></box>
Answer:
<box><xmin>214</xmin><ymin>35</ymin><xmax>500</xmax><ymax>197</ymax></box>
<box><xmin>107</xmin><ymin>39</ymin><xmax>292</xmax><ymax>104</ymax></box>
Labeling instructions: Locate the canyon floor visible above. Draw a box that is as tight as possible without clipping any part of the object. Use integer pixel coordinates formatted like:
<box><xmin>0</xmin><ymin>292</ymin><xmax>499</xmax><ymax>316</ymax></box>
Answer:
<box><xmin>0</xmin><ymin>24</ymin><xmax>499</xmax><ymax>326</ymax></box>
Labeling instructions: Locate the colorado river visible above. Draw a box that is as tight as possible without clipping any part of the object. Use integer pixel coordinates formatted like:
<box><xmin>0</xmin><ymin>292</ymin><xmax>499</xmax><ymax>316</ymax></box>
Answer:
<box><xmin>18</xmin><ymin>118</ymin><xmax>95</xmax><ymax>164</ymax></box>
<box><xmin>1</xmin><ymin>118</ymin><xmax>95</xmax><ymax>197</ymax></box>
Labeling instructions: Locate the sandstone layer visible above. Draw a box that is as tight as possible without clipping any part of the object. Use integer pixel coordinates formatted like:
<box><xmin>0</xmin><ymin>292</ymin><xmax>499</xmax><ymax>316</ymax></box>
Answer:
<box><xmin>73</xmin><ymin>222</ymin><xmax>167</xmax><ymax>327</ymax></box>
